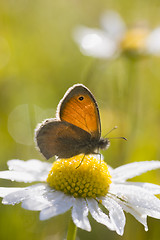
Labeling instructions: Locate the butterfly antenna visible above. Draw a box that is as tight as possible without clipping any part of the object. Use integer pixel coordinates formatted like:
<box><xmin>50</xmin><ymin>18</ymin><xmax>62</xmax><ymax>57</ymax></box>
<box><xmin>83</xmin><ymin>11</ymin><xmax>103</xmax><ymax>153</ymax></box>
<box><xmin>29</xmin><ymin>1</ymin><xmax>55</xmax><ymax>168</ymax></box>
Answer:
<box><xmin>103</xmin><ymin>126</ymin><xmax>118</xmax><ymax>138</ymax></box>
<box><xmin>103</xmin><ymin>126</ymin><xmax>127</xmax><ymax>141</ymax></box>
<box><xmin>108</xmin><ymin>137</ymin><xmax>127</xmax><ymax>141</ymax></box>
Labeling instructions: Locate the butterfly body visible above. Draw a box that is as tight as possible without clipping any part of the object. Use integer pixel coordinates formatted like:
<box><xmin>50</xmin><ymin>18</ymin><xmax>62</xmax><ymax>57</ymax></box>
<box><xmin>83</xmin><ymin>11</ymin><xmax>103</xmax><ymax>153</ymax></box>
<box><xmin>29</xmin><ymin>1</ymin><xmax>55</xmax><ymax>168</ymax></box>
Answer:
<box><xmin>35</xmin><ymin>84</ymin><xmax>110</xmax><ymax>159</ymax></box>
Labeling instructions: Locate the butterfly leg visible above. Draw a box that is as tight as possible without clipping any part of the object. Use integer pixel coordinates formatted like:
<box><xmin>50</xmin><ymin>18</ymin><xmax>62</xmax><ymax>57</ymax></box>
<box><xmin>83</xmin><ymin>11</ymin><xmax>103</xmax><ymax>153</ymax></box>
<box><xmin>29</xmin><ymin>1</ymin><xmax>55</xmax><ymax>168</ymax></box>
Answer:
<box><xmin>98</xmin><ymin>152</ymin><xmax>101</xmax><ymax>164</ymax></box>
<box><xmin>75</xmin><ymin>154</ymin><xmax>85</xmax><ymax>169</ymax></box>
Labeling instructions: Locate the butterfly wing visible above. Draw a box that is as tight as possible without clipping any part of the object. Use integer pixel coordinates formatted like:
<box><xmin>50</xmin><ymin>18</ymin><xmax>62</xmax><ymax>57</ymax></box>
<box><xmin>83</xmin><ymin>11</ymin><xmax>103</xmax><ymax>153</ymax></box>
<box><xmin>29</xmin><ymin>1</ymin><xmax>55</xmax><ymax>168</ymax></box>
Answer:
<box><xmin>57</xmin><ymin>84</ymin><xmax>101</xmax><ymax>139</ymax></box>
<box><xmin>35</xmin><ymin>119</ymin><xmax>93</xmax><ymax>159</ymax></box>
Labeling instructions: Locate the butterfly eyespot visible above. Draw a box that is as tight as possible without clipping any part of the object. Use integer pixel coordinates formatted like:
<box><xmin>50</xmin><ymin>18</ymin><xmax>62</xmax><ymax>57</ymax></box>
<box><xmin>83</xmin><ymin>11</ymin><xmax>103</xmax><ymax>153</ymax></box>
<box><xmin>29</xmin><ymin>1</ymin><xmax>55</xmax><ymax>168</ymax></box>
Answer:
<box><xmin>78</xmin><ymin>96</ymin><xmax>84</xmax><ymax>101</ymax></box>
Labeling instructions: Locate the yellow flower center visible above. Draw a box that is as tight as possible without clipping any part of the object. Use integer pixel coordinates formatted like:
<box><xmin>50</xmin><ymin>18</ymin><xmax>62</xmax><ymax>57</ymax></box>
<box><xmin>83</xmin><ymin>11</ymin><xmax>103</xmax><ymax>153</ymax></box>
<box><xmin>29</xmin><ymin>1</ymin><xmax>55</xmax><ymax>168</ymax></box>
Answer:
<box><xmin>47</xmin><ymin>154</ymin><xmax>112</xmax><ymax>198</ymax></box>
<box><xmin>121</xmin><ymin>28</ymin><xmax>149</xmax><ymax>52</ymax></box>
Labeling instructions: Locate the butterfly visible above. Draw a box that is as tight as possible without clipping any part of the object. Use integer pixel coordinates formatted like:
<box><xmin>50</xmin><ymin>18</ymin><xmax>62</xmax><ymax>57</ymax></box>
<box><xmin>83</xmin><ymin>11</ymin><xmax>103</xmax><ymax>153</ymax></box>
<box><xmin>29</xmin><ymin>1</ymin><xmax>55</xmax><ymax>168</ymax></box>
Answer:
<box><xmin>35</xmin><ymin>84</ymin><xmax>110</xmax><ymax>160</ymax></box>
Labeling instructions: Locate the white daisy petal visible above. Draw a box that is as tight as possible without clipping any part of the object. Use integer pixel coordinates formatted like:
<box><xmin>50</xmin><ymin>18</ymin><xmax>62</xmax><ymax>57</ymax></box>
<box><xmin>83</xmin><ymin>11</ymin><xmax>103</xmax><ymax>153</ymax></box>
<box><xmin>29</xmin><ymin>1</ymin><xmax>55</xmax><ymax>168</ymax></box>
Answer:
<box><xmin>0</xmin><ymin>170</ymin><xmax>39</xmax><ymax>183</ymax></box>
<box><xmin>146</xmin><ymin>27</ymin><xmax>160</xmax><ymax>55</ymax></box>
<box><xmin>115</xmin><ymin>198</ymin><xmax>160</xmax><ymax>229</ymax></box>
<box><xmin>72</xmin><ymin>198</ymin><xmax>91</xmax><ymax>231</ymax></box>
<box><xmin>107</xmin><ymin>165</ymin><xmax>113</xmax><ymax>173</ymax></box>
<box><xmin>121</xmin><ymin>182</ymin><xmax>160</xmax><ymax>194</ymax></box>
<box><xmin>100</xmin><ymin>10</ymin><xmax>126</xmax><ymax>40</ymax></box>
<box><xmin>45</xmin><ymin>190</ymin><xmax>67</xmax><ymax>202</ymax></box>
<box><xmin>0</xmin><ymin>187</ymin><xmax>25</xmax><ymax>198</ymax></box>
<box><xmin>100</xmin><ymin>195</ymin><xmax>125</xmax><ymax>235</ymax></box>
<box><xmin>7</xmin><ymin>159</ymin><xmax>51</xmax><ymax>172</ymax></box>
<box><xmin>0</xmin><ymin>160</ymin><xmax>51</xmax><ymax>182</ymax></box>
<box><xmin>112</xmin><ymin>161</ymin><xmax>160</xmax><ymax>182</ymax></box>
<box><xmin>2</xmin><ymin>183</ymin><xmax>47</xmax><ymax>205</ymax></box>
<box><xmin>73</xmin><ymin>26</ymin><xmax>117</xmax><ymax>58</ymax></box>
<box><xmin>109</xmin><ymin>183</ymin><xmax>160</xmax><ymax>213</ymax></box>
<box><xmin>86</xmin><ymin>198</ymin><xmax>115</xmax><ymax>231</ymax></box>
<box><xmin>109</xmin><ymin>194</ymin><xmax>148</xmax><ymax>231</ymax></box>
<box><xmin>21</xmin><ymin>197</ymin><xmax>51</xmax><ymax>211</ymax></box>
<box><xmin>40</xmin><ymin>193</ymin><xmax>74</xmax><ymax>221</ymax></box>
<box><xmin>141</xmin><ymin>208</ymin><xmax>160</xmax><ymax>219</ymax></box>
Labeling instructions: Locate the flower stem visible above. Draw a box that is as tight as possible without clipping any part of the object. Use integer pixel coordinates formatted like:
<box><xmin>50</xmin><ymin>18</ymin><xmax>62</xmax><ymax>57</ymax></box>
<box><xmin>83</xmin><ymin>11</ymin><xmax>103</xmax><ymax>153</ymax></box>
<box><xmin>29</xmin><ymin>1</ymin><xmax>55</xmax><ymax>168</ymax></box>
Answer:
<box><xmin>126</xmin><ymin>57</ymin><xmax>140</xmax><ymax>133</ymax></box>
<box><xmin>67</xmin><ymin>218</ymin><xmax>77</xmax><ymax>240</ymax></box>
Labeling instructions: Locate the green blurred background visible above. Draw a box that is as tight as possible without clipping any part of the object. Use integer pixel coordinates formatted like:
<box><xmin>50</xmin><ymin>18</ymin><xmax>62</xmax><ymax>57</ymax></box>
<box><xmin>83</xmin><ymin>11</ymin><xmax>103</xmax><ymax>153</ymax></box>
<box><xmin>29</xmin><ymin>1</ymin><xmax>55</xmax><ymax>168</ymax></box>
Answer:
<box><xmin>0</xmin><ymin>0</ymin><xmax>160</xmax><ymax>239</ymax></box>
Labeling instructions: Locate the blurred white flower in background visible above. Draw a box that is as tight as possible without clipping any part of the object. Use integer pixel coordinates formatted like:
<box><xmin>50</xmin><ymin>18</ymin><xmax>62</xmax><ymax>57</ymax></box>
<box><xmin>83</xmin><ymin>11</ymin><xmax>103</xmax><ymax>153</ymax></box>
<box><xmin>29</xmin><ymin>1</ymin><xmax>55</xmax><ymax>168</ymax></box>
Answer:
<box><xmin>73</xmin><ymin>10</ymin><xmax>160</xmax><ymax>58</ymax></box>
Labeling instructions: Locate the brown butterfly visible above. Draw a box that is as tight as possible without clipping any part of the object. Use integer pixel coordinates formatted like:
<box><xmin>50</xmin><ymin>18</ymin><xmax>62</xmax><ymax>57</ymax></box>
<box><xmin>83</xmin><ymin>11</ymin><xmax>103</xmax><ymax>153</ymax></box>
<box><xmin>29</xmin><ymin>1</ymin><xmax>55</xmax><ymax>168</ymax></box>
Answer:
<box><xmin>35</xmin><ymin>84</ymin><xmax>110</xmax><ymax>160</ymax></box>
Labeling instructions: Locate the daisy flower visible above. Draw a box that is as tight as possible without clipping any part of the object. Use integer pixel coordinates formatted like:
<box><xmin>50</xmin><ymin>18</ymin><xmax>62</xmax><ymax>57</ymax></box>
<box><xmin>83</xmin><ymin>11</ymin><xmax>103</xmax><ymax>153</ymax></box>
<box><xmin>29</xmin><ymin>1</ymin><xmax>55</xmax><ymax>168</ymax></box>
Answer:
<box><xmin>1</xmin><ymin>155</ymin><xmax>160</xmax><ymax>238</ymax></box>
<box><xmin>73</xmin><ymin>10</ymin><xmax>160</xmax><ymax>58</ymax></box>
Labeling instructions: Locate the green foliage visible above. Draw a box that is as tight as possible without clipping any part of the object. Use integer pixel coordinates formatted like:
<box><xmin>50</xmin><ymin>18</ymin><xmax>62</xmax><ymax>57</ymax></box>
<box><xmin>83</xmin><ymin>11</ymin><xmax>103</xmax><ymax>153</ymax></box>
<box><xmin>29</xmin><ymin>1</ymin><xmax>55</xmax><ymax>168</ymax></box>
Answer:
<box><xmin>0</xmin><ymin>0</ymin><xmax>160</xmax><ymax>239</ymax></box>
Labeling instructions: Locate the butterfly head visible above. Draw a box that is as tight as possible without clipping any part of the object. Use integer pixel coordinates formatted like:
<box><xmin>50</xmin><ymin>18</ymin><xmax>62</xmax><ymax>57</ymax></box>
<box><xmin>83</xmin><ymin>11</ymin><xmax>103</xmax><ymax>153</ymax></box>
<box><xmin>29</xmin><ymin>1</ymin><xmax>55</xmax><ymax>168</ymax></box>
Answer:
<box><xmin>98</xmin><ymin>137</ymin><xmax>110</xmax><ymax>150</ymax></box>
